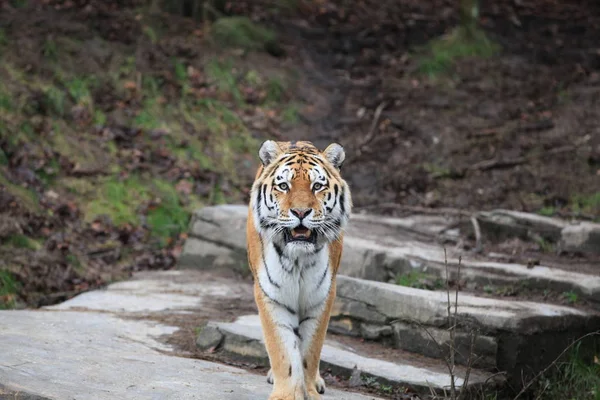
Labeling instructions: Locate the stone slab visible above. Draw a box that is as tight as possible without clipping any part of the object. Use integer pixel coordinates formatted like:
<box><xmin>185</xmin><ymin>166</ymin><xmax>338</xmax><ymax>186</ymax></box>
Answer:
<box><xmin>180</xmin><ymin>205</ymin><xmax>600</xmax><ymax>302</ymax></box>
<box><xmin>342</xmin><ymin>236</ymin><xmax>600</xmax><ymax>302</ymax></box>
<box><xmin>198</xmin><ymin>315</ymin><xmax>496</xmax><ymax>393</ymax></box>
<box><xmin>0</xmin><ymin>310</ymin><xmax>379</xmax><ymax>400</ymax></box>
<box><xmin>475</xmin><ymin>209</ymin><xmax>568</xmax><ymax>242</ymax></box>
<box><xmin>47</xmin><ymin>270</ymin><xmax>252</xmax><ymax>314</ymax></box>
<box><xmin>334</xmin><ymin>276</ymin><xmax>600</xmax><ymax>335</ymax></box>
<box><xmin>560</xmin><ymin>221</ymin><xmax>600</xmax><ymax>255</ymax></box>
<box><xmin>333</xmin><ymin>276</ymin><xmax>600</xmax><ymax>385</ymax></box>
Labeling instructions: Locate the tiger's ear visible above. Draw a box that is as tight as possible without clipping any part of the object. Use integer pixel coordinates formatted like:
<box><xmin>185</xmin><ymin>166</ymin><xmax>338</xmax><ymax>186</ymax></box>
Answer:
<box><xmin>323</xmin><ymin>143</ymin><xmax>345</xmax><ymax>170</ymax></box>
<box><xmin>258</xmin><ymin>140</ymin><xmax>281</xmax><ymax>166</ymax></box>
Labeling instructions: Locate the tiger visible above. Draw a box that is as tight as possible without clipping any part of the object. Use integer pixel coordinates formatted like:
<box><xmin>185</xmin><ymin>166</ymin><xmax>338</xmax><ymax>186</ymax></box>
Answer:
<box><xmin>246</xmin><ymin>140</ymin><xmax>352</xmax><ymax>400</ymax></box>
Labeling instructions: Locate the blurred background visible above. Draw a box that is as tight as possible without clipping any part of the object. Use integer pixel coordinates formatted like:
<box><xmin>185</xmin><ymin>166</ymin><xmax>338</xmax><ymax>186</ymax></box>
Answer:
<box><xmin>0</xmin><ymin>0</ymin><xmax>598</xmax><ymax>312</ymax></box>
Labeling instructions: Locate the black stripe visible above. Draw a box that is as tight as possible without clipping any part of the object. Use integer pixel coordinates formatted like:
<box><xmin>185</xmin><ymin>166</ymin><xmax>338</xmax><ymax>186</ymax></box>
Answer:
<box><xmin>256</xmin><ymin>185</ymin><xmax>262</xmax><ymax>214</ymax></box>
<box><xmin>258</xmin><ymin>281</ymin><xmax>297</xmax><ymax>315</ymax></box>
<box><xmin>288</xmin><ymin>365</ymin><xmax>292</xmax><ymax>376</ymax></box>
<box><xmin>259</xmin><ymin>236</ymin><xmax>280</xmax><ymax>289</ymax></box>
<box><xmin>293</xmin><ymin>326</ymin><xmax>302</xmax><ymax>340</ymax></box>
<box><xmin>316</xmin><ymin>265</ymin><xmax>329</xmax><ymax>290</ymax></box>
<box><xmin>339</xmin><ymin>188</ymin><xmax>346</xmax><ymax>214</ymax></box>
<box><xmin>299</xmin><ymin>316</ymin><xmax>314</xmax><ymax>325</ymax></box>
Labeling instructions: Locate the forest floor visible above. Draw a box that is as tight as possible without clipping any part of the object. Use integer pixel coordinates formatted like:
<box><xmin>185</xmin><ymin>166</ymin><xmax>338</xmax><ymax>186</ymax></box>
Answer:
<box><xmin>0</xmin><ymin>0</ymin><xmax>599</xmax><ymax>310</ymax></box>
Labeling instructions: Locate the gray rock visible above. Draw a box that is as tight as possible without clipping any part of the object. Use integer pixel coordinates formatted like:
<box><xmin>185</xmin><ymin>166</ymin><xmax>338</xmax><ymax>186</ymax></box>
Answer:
<box><xmin>196</xmin><ymin>325</ymin><xmax>224</xmax><ymax>351</ymax></box>
<box><xmin>475</xmin><ymin>209</ymin><xmax>568</xmax><ymax>242</ymax></box>
<box><xmin>199</xmin><ymin>315</ymin><xmax>497</xmax><ymax>393</ymax></box>
<box><xmin>391</xmin><ymin>322</ymin><xmax>497</xmax><ymax>369</ymax></box>
<box><xmin>359</xmin><ymin>324</ymin><xmax>393</xmax><ymax>340</ymax></box>
<box><xmin>335</xmin><ymin>276</ymin><xmax>599</xmax><ymax>334</ymax></box>
<box><xmin>0</xmin><ymin>310</ymin><xmax>377</xmax><ymax>400</ymax></box>
<box><xmin>178</xmin><ymin>205</ymin><xmax>600</xmax><ymax>303</ymax></box>
<box><xmin>560</xmin><ymin>222</ymin><xmax>600</xmax><ymax>255</ymax></box>
<box><xmin>334</xmin><ymin>276</ymin><xmax>600</xmax><ymax>386</ymax></box>
<box><xmin>47</xmin><ymin>270</ymin><xmax>252</xmax><ymax>314</ymax></box>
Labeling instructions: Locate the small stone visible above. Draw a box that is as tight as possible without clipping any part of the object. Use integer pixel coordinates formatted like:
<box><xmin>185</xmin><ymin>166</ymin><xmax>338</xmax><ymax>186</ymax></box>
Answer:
<box><xmin>196</xmin><ymin>325</ymin><xmax>223</xmax><ymax>351</ymax></box>
<box><xmin>348</xmin><ymin>365</ymin><xmax>363</xmax><ymax>387</ymax></box>
<box><xmin>560</xmin><ymin>222</ymin><xmax>600</xmax><ymax>255</ymax></box>
<box><xmin>359</xmin><ymin>323</ymin><xmax>392</xmax><ymax>340</ymax></box>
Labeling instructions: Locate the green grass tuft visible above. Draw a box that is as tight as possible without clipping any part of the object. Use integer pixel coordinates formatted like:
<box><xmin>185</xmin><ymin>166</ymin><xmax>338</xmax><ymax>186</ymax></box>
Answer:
<box><xmin>572</xmin><ymin>192</ymin><xmax>600</xmax><ymax>216</ymax></box>
<box><xmin>43</xmin><ymin>38</ymin><xmax>59</xmax><ymax>60</ymax></box>
<box><xmin>396</xmin><ymin>271</ymin><xmax>444</xmax><ymax>290</ymax></box>
<box><xmin>0</xmin><ymin>270</ymin><xmax>20</xmax><ymax>309</ymax></box>
<box><xmin>205</xmin><ymin>59</ymin><xmax>242</xmax><ymax>104</ymax></box>
<box><xmin>417</xmin><ymin>26</ymin><xmax>500</xmax><ymax>78</ymax></box>
<box><xmin>86</xmin><ymin>177</ymin><xmax>150</xmax><ymax>226</ymax></box>
<box><xmin>535</xmin><ymin>342</ymin><xmax>600</xmax><ymax>400</ymax></box>
<box><xmin>4</xmin><ymin>234</ymin><xmax>42</xmax><ymax>250</ymax></box>
<box><xmin>44</xmin><ymin>86</ymin><xmax>66</xmax><ymax>116</ymax></box>
<box><xmin>210</xmin><ymin>16</ymin><xmax>276</xmax><ymax>51</ymax></box>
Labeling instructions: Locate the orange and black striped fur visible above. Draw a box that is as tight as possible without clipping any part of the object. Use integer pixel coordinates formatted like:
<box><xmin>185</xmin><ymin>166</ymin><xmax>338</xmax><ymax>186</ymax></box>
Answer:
<box><xmin>246</xmin><ymin>140</ymin><xmax>352</xmax><ymax>400</ymax></box>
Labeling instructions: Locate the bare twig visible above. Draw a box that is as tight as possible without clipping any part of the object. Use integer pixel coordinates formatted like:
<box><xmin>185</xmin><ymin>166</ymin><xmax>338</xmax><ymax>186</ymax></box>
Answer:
<box><xmin>512</xmin><ymin>330</ymin><xmax>600</xmax><ymax>400</ymax></box>
<box><xmin>353</xmin><ymin>101</ymin><xmax>388</xmax><ymax>158</ymax></box>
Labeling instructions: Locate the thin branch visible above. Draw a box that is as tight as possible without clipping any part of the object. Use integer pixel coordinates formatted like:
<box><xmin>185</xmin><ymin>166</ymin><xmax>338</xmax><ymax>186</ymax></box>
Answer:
<box><xmin>353</xmin><ymin>101</ymin><xmax>388</xmax><ymax>159</ymax></box>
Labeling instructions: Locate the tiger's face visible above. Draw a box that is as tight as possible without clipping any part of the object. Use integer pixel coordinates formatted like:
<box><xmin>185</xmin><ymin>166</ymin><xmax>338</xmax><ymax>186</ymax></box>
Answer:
<box><xmin>251</xmin><ymin>140</ymin><xmax>352</xmax><ymax>253</ymax></box>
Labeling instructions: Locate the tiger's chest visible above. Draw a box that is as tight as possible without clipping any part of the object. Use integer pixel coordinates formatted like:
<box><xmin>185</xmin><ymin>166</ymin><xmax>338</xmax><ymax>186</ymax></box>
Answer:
<box><xmin>257</xmin><ymin>243</ymin><xmax>332</xmax><ymax>316</ymax></box>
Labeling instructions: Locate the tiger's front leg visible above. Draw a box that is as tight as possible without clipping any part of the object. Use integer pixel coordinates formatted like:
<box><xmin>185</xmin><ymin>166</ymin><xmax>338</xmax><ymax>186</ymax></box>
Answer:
<box><xmin>255</xmin><ymin>283</ymin><xmax>307</xmax><ymax>400</ymax></box>
<box><xmin>298</xmin><ymin>279</ymin><xmax>336</xmax><ymax>400</ymax></box>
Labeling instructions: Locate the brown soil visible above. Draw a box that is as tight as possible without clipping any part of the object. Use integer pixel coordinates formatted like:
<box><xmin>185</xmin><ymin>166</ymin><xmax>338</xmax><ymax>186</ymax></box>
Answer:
<box><xmin>1</xmin><ymin>0</ymin><xmax>599</xmax><ymax>310</ymax></box>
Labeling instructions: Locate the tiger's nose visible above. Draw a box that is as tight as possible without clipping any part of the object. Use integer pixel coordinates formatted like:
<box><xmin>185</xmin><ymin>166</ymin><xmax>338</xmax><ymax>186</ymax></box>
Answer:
<box><xmin>291</xmin><ymin>208</ymin><xmax>312</xmax><ymax>220</ymax></box>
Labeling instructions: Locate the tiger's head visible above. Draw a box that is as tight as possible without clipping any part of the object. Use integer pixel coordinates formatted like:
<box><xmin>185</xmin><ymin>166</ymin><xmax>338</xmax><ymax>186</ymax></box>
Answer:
<box><xmin>250</xmin><ymin>140</ymin><xmax>352</xmax><ymax>253</ymax></box>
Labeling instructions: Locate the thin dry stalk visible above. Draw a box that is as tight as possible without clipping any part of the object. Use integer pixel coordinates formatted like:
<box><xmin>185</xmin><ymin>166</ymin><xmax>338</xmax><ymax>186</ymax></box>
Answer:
<box><xmin>512</xmin><ymin>329</ymin><xmax>600</xmax><ymax>400</ymax></box>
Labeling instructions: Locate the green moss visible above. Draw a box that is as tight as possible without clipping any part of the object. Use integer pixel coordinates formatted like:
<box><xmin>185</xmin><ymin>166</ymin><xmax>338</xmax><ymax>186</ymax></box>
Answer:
<box><xmin>65</xmin><ymin>253</ymin><xmax>84</xmax><ymax>271</ymax></box>
<box><xmin>538</xmin><ymin>206</ymin><xmax>556</xmax><ymax>217</ymax></box>
<box><xmin>205</xmin><ymin>59</ymin><xmax>243</xmax><ymax>104</ymax></box>
<box><xmin>0</xmin><ymin>84</ymin><xmax>12</xmax><ymax>111</ymax></box>
<box><xmin>210</xmin><ymin>16</ymin><xmax>276</xmax><ymax>52</ymax></box>
<box><xmin>43</xmin><ymin>38</ymin><xmax>59</xmax><ymax>61</ymax></box>
<box><xmin>134</xmin><ymin>99</ymin><xmax>162</xmax><ymax>129</ymax></box>
<box><xmin>65</xmin><ymin>77</ymin><xmax>94</xmax><ymax>107</ymax></box>
<box><xmin>417</xmin><ymin>26</ymin><xmax>500</xmax><ymax>78</ymax></box>
<box><xmin>146</xmin><ymin>179</ymin><xmax>191</xmax><ymax>245</ymax></box>
<box><xmin>0</xmin><ymin>148</ymin><xmax>8</xmax><ymax>166</ymax></box>
<box><xmin>266</xmin><ymin>77</ymin><xmax>286</xmax><ymax>103</ymax></box>
<box><xmin>0</xmin><ymin>173</ymin><xmax>40</xmax><ymax>213</ymax></box>
<box><xmin>0</xmin><ymin>269</ymin><xmax>20</xmax><ymax>310</ymax></box>
<box><xmin>562</xmin><ymin>291</ymin><xmax>579</xmax><ymax>304</ymax></box>
<box><xmin>572</xmin><ymin>192</ymin><xmax>600</xmax><ymax>216</ymax></box>
<box><xmin>395</xmin><ymin>271</ymin><xmax>444</xmax><ymax>290</ymax></box>
<box><xmin>4</xmin><ymin>234</ymin><xmax>42</xmax><ymax>250</ymax></box>
<box><xmin>282</xmin><ymin>104</ymin><xmax>300</xmax><ymax>125</ymax></box>
<box><xmin>85</xmin><ymin>177</ymin><xmax>150</xmax><ymax>226</ymax></box>
<box><xmin>44</xmin><ymin>86</ymin><xmax>66</xmax><ymax>116</ymax></box>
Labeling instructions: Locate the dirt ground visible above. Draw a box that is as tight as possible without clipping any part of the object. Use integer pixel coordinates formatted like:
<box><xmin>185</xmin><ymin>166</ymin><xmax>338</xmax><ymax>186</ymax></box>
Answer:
<box><xmin>1</xmin><ymin>0</ymin><xmax>599</xmax><ymax>309</ymax></box>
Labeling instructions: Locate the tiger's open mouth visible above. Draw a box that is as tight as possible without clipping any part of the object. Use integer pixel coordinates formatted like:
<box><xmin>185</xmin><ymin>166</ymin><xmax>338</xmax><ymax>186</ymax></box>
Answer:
<box><xmin>285</xmin><ymin>225</ymin><xmax>317</xmax><ymax>244</ymax></box>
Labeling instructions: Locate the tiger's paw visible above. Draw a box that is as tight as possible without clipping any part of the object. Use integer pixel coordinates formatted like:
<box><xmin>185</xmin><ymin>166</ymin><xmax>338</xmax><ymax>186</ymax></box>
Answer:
<box><xmin>315</xmin><ymin>373</ymin><xmax>325</xmax><ymax>395</ymax></box>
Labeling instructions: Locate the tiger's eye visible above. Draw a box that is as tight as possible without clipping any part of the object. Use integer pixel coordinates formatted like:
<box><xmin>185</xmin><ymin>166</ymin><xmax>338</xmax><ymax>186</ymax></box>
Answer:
<box><xmin>278</xmin><ymin>183</ymin><xmax>289</xmax><ymax>191</ymax></box>
<box><xmin>313</xmin><ymin>183</ymin><xmax>322</xmax><ymax>191</ymax></box>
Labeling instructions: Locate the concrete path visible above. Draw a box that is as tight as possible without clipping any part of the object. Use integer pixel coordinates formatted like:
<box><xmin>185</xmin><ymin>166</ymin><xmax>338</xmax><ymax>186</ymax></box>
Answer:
<box><xmin>0</xmin><ymin>271</ymin><xmax>381</xmax><ymax>400</ymax></box>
